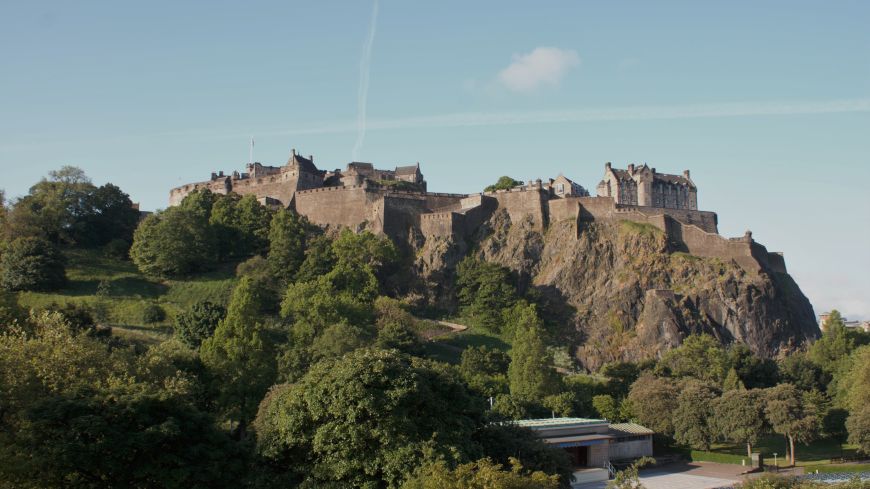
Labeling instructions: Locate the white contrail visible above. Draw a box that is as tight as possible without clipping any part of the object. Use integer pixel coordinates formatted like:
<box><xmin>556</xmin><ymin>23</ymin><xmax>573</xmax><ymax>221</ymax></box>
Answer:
<box><xmin>352</xmin><ymin>0</ymin><xmax>379</xmax><ymax>162</ymax></box>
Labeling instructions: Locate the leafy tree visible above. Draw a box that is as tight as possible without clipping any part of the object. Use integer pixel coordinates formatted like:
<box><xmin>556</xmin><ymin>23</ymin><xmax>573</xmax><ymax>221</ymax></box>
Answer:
<box><xmin>309</xmin><ymin>322</ymin><xmax>373</xmax><ymax>361</ymax></box>
<box><xmin>331</xmin><ymin>229</ymin><xmax>399</xmax><ymax>281</ymax></box>
<box><xmin>141</xmin><ymin>302</ymin><xmax>166</xmax><ymax>323</ymax></box>
<box><xmin>210</xmin><ymin>193</ymin><xmax>272</xmax><ymax>259</ymax></box>
<box><xmin>174</xmin><ymin>300</ymin><xmax>226</xmax><ymax>348</ymax></box>
<box><xmin>0</xmin><ymin>236</ymin><xmax>66</xmax><ymax>291</ymax></box>
<box><xmin>473</xmin><ymin>423</ymin><xmax>572</xmax><ymax>483</ymax></box>
<box><xmin>0</xmin><ymin>289</ymin><xmax>25</xmax><ymax>328</ymax></box>
<box><xmin>763</xmin><ymin>384</ymin><xmax>821</xmax><ymax>465</ymax></box>
<box><xmin>78</xmin><ymin>182</ymin><xmax>140</xmax><ymax>247</ymax></box>
<box><xmin>130</xmin><ymin>206</ymin><xmax>216</xmax><ymax>277</ymax></box>
<box><xmin>484</xmin><ymin>176</ymin><xmax>523</xmax><ymax>192</ymax></box>
<box><xmin>200</xmin><ymin>277</ymin><xmax>276</xmax><ymax>437</ymax></box>
<box><xmin>714</xmin><ymin>388</ymin><xmax>767</xmax><ymax>457</ymax></box>
<box><xmin>253</xmin><ymin>349</ymin><xmax>486</xmax><ymax>488</ymax></box>
<box><xmin>627</xmin><ymin>374</ymin><xmax>680</xmax><ymax>437</ymax></box>
<box><xmin>39</xmin><ymin>302</ymin><xmax>96</xmax><ymax>333</ymax></box>
<box><xmin>810</xmin><ymin>310</ymin><xmax>855</xmax><ymax>376</ymax></box>
<box><xmin>281</xmin><ymin>262</ymin><xmax>378</xmax><ymax>328</ymax></box>
<box><xmin>509</xmin><ymin>319</ymin><xmax>560</xmax><ymax>403</ymax></box>
<box><xmin>402</xmin><ymin>459</ymin><xmax>560</xmax><ymax>489</ymax></box>
<box><xmin>659</xmin><ymin>334</ymin><xmax>728</xmax><ymax>384</ymax></box>
<box><xmin>593</xmin><ymin>394</ymin><xmax>621</xmax><ymax>421</ymax></box>
<box><xmin>726</xmin><ymin>344</ymin><xmax>779</xmax><ymax>389</ymax></box>
<box><xmin>376</xmin><ymin>321</ymin><xmax>423</xmax><ymax>355</ymax></box>
<box><xmin>456</xmin><ymin>257</ymin><xmax>519</xmax><ymax>333</ymax></box>
<box><xmin>600</xmin><ymin>361</ymin><xmax>641</xmax><ymax>399</ymax></box>
<box><xmin>294</xmin><ymin>234</ymin><xmax>336</xmax><ymax>283</ymax></box>
<box><xmin>461</xmin><ymin>346</ymin><xmax>511</xmax><ymax>378</ymax></box>
<box><xmin>847</xmin><ymin>406</ymin><xmax>870</xmax><ymax>455</ymax></box>
<box><xmin>672</xmin><ymin>380</ymin><xmax>719</xmax><ymax>450</ymax></box>
<box><xmin>266</xmin><ymin>209</ymin><xmax>309</xmax><ymax>284</ymax></box>
<box><xmin>778</xmin><ymin>352</ymin><xmax>829</xmax><ymax>392</ymax></box>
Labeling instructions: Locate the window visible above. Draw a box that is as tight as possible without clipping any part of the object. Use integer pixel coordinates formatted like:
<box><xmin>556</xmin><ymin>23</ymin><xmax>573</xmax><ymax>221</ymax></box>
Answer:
<box><xmin>557</xmin><ymin>183</ymin><xmax>565</xmax><ymax>193</ymax></box>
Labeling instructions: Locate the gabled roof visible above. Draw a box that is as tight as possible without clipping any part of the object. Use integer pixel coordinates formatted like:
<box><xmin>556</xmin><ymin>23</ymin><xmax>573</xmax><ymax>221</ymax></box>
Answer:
<box><xmin>395</xmin><ymin>163</ymin><xmax>420</xmax><ymax>175</ymax></box>
<box><xmin>292</xmin><ymin>153</ymin><xmax>318</xmax><ymax>173</ymax></box>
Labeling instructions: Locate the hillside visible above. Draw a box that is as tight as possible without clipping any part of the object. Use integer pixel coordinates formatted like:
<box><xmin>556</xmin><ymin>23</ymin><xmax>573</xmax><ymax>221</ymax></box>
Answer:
<box><xmin>416</xmin><ymin>209</ymin><xmax>819</xmax><ymax>370</ymax></box>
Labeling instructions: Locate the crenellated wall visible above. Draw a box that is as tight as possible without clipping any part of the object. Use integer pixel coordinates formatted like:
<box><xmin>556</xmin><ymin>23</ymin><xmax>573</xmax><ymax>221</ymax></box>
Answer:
<box><xmin>484</xmin><ymin>187</ymin><xmax>550</xmax><ymax>230</ymax></box>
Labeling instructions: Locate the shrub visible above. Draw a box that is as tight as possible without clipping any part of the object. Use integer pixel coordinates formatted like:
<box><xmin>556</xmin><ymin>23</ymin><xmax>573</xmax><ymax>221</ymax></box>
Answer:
<box><xmin>174</xmin><ymin>301</ymin><xmax>226</xmax><ymax>348</ymax></box>
<box><xmin>142</xmin><ymin>303</ymin><xmax>166</xmax><ymax>324</ymax></box>
<box><xmin>103</xmin><ymin>238</ymin><xmax>131</xmax><ymax>260</ymax></box>
<box><xmin>0</xmin><ymin>237</ymin><xmax>66</xmax><ymax>291</ymax></box>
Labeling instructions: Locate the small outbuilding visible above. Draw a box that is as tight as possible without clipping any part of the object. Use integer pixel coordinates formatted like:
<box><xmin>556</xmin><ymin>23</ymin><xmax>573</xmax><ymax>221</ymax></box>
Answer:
<box><xmin>513</xmin><ymin>418</ymin><xmax>655</xmax><ymax>485</ymax></box>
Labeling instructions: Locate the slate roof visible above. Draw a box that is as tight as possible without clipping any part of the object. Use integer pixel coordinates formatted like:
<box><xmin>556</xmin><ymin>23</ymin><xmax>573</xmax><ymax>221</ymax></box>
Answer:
<box><xmin>513</xmin><ymin>417</ymin><xmax>608</xmax><ymax>429</ymax></box>
<box><xmin>608</xmin><ymin>422</ymin><xmax>654</xmax><ymax>437</ymax></box>
<box><xmin>289</xmin><ymin>153</ymin><xmax>319</xmax><ymax>173</ymax></box>
<box><xmin>395</xmin><ymin>164</ymin><xmax>419</xmax><ymax>175</ymax></box>
<box><xmin>608</xmin><ymin>165</ymin><xmax>693</xmax><ymax>186</ymax></box>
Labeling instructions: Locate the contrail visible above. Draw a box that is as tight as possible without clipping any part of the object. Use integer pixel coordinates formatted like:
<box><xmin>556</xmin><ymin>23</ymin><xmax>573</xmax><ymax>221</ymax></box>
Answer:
<box><xmin>352</xmin><ymin>0</ymin><xmax>379</xmax><ymax>162</ymax></box>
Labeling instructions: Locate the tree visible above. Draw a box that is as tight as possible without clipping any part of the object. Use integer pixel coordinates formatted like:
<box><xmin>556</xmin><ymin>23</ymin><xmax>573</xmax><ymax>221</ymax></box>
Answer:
<box><xmin>593</xmin><ymin>394</ymin><xmax>621</xmax><ymax>421</ymax></box>
<box><xmin>402</xmin><ymin>459</ymin><xmax>560</xmax><ymax>489</ymax></box>
<box><xmin>130</xmin><ymin>206</ymin><xmax>216</xmax><ymax>277</ymax></box>
<box><xmin>78</xmin><ymin>183</ymin><xmax>140</xmax><ymax>247</ymax></box>
<box><xmin>810</xmin><ymin>310</ymin><xmax>855</xmax><ymax>376</ymax></box>
<box><xmin>200</xmin><ymin>277</ymin><xmax>276</xmax><ymax>437</ymax></box>
<box><xmin>847</xmin><ymin>406</ymin><xmax>870</xmax><ymax>455</ymax></box>
<box><xmin>456</xmin><ymin>257</ymin><xmax>518</xmax><ymax>333</ymax></box>
<box><xmin>484</xmin><ymin>176</ymin><xmax>523</xmax><ymax>192</ymax></box>
<box><xmin>266</xmin><ymin>209</ymin><xmax>309</xmax><ymax>284</ymax></box>
<box><xmin>253</xmin><ymin>349</ymin><xmax>486</xmax><ymax>488</ymax></box>
<box><xmin>508</xmin><ymin>318</ymin><xmax>560</xmax><ymax>403</ymax></box>
<box><xmin>293</xmin><ymin>234</ymin><xmax>336</xmax><ymax>283</ymax></box>
<box><xmin>763</xmin><ymin>384</ymin><xmax>821</xmax><ymax>465</ymax></box>
<box><xmin>778</xmin><ymin>352</ymin><xmax>828</xmax><ymax>392</ymax></box>
<box><xmin>659</xmin><ymin>334</ymin><xmax>728</xmax><ymax>384</ymax></box>
<box><xmin>714</xmin><ymin>388</ymin><xmax>766</xmax><ymax>457</ymax></box>
<box><xmin>627</xmin><ymin>374</ymin><xmax>680</xmax><ymax>437</ymax></box>
<box><xmin>174</xmin><ymin>300</ymin><xmax>226</xmax><ymax>348</ymax></box>
<box><xmin>607</xmin><ymin>457</ymin><xmax>655</xmax><ymax>489</ymax></box>
<box><xmin>672</xmin><ymin>380</ymin><xmax>719</xmax><ymax>450</ymax></box>
<box><xmin>0</xmin><ymin>236</ymin><xmax>66</xmax><ymax>291</ymax></box>
<box><xmin>209</xmin><ymin>193</ymin><xmax>273</xmax><ymax>259</ymax></box>
<box><xmin>726</xmin><ymin>344</ymin><xmax>779</xmax><ymax>389</ymax></box>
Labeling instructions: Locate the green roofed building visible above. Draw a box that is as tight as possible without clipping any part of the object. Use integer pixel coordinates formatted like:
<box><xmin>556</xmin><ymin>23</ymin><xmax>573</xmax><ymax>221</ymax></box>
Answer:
<box><xmin>512</xmin><ymin>418</ymin><xmax>654</xmax><ymax>485</ymax></box>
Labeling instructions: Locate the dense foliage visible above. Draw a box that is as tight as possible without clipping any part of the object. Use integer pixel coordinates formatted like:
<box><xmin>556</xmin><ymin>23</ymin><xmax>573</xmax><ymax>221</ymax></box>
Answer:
<box><xmin>484</xmin><ymin>176</ymin><xmax>523</xmax><ymax>192</ymax></box>
<box><xmin>0</xmin><ymin>237</ymin><xmax>67</xmax><ymax>291</ymax></box>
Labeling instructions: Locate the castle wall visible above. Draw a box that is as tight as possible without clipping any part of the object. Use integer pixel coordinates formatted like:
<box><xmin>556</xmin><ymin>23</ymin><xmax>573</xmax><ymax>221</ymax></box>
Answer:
<box><xmin>294</xmin><ymin>186</ymin><xmax>373</xmax><ymax>230</ymax></box>
<box><xmin>486</xmin><ymin>188</ymin><xmax>549</xmax><ymax>230</ymax></box>
<box><xmin>382</xmin><ymin>194</ymin><xmax>428</xmax><ymax>239</ymax></box>
<box><xmin>421</xmin><ymin>212</ymin><xmax>462</xmax><ymax>238</ymax></box>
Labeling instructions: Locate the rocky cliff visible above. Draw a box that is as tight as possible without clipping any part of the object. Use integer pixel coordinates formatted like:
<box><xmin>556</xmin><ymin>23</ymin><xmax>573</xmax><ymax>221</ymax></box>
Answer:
<box><xmin>415</xmin><ymin>210</ymin><xmax>819</xmax><ymax>370</ymax></box>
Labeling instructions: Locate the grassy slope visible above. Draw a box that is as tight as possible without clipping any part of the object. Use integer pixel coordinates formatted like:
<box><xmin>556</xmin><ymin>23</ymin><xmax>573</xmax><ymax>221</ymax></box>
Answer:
<box><xmin>16</xmin><ymin>249</ymin><xmax>238</xmax><ymax>333</ymax></box>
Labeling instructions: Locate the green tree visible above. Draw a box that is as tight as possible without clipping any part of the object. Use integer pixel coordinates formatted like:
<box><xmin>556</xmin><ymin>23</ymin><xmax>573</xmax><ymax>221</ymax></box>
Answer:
<box><xmin>810</xmin><ymin>310</ymin><xmax>855</xmax><ymax>376</ymax></box>
<box><xmin>253</xmin><ymin>349</ymin><xmax>486</xmax><ymax>488</ymax></box>
<box><xmin>0</xmin><ymin>236</ymin><xmax>66</xmax><ymax>291</ymax></box>
<box><xmin>659</xmin><ymin>334</ymin><xmax>728</xmax><ymax>384</ymax></box>
<box><xmin>484</xmin><ymin>176</ymin><xmax>524</xmax><ymax>192</ymax></box>
<box><xmin>607</xmin><ymin>457</ymin><xmax>655</xmax><ymax>489</ymax></box>
<box><xmin>593</xmin><ymin>394</ymin><xmax>621</xmax><ymax>421</ymax></box>
<box><xmin>778</xmin><ymin>352</ymin><xmax>829</xmax><ymax>392</ymax></box>
<box><xmin>402</xmin><ymin>459</ymin><xmax>560</xmax><ymax>489</ymax></box>
<box><xmin>294</xmin><ymin>234</ymin><xmax>336</xmax><ymax>283</ymax></box>
<box><xmin>266</xmin><ymin>209</ymin><xmax>309</xmax><ymax>284</ymax></box>
<box><xmin>714</xmin><ymin>388</ymin><xmax>767</xmax><ymax>457</ymax></box>
<box><xmin>672</xmin><ymin>380</ymin><xmax>719</xmax><ymax>450</ymax></box>
<box><xmin>847</xmin><ymin>406</ymin><xmax>870</xmax><ymax>455</ymax></box>
<box><xmin>627</xmin><ymin>374</ymin><xmax>680</xmax><ymax>437</ymax></box>
<box><xmin>456</xmin><ymin>257</ymin><xmax>518</xmax><ymax>333</ymax></box>
<box><xmin>508</xmin><ymin>319</ymin><xmax>560</xmax><ymax>403</ymax></box>
<box><xmin>209</xmin><ymin>193</ymin><xmax>272</xmax><ymax>259</ymax></box>
<box><xmin>726</xmin><ymin>344</ymin><xmax>779</xmax><ymax>389</ymax></box>
<box><xmin>174</xmin><ymin>300</ymin><xmax>226</xmax><ymax>348</ymax></box>
<box><xmin>763</xmin><ymin>384</ymin><xmax>821</xmax><ymax>465</ymax></box>
<box><xmin>200</xmin><ymin>277</ymin><xmax>276</xmax><ymax>437</ymax></box>
<box><xmin>130</xmin><ymin>206</ymin><xmax>216</xmax><ymax>277</ymax></box>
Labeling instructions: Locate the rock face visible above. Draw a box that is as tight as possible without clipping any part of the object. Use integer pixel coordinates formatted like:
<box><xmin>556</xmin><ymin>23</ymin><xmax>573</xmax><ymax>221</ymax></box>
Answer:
<box><xmin>415</xmin><ymin>210</ymin><xmax>818</xmax><ymax>370</ymax></box>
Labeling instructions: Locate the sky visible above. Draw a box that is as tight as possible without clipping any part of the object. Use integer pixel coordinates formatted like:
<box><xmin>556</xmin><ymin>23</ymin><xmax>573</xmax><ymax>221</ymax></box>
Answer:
<box><xmin>1</xmin><ymin>1</ymin><xmax>868</xmax><ymax>319</ymax></box>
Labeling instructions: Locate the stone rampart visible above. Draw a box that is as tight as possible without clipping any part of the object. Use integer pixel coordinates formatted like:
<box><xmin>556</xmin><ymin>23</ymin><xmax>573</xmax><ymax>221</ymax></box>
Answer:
<box><xmin>485</xmin><ymin>188</ymin><xmax>549</xmax><ymax>230</ymax></box>
<box><xmin>294</xmin><ymin>185</ymin><xmax>374</xmax><ymax>230</ymax></box>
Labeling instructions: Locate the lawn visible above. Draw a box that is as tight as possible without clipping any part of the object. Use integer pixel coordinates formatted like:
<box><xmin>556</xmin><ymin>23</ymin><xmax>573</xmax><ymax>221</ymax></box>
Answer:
<box><xmin>423</xmin><ymin>320</ymin><xmax>510</xmax><ymax>364</ymax></box>
<box><xmin>16</xmin><ymin>248</ymin><xmax>238</xmax><ymax>329</ymax></box>
<box><xmin>684</xmin><ymin>435</ymin><xmax>860</xmax><ymax>467</ymax></box>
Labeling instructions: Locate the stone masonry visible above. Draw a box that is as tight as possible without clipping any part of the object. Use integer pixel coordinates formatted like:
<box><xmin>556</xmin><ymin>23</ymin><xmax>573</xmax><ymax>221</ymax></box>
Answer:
<box><xmin>169</xmin><ymin>153</ymin><xmax>787</xmax><ymax>275</ymax></box>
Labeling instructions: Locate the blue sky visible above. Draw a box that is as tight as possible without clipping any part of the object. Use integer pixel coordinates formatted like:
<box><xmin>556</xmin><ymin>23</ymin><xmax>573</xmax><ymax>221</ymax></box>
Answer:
<box><xmin>1</xmin><ymin>1</ymin><xmax>868</xmax><ymax>319</ymax></box>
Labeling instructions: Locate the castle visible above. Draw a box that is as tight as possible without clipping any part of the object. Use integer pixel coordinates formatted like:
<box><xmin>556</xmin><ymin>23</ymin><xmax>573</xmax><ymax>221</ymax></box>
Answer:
<box><xmin>169</xmin><ymin>153</ymin><xmax>787</xmax><ymax>275</ymax></box>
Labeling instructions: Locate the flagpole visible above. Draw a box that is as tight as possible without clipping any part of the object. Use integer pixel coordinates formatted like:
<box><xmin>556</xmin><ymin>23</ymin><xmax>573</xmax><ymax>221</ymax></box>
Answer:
<box><xmin>249</xmin><ymin>136</ymin><xmax>254</xmax><ymax>164</ymax></box>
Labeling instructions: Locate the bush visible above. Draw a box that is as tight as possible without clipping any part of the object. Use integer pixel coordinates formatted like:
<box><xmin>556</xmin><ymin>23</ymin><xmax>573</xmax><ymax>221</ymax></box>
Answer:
<box><xmin>0</xmin><ymin>237</ymin><xmax>66</xmax><ymax>291</ymax></box>
<box><xmin>142</xmin><ymin>303</ymin><xmax>166</xmax><ymax>324</ymax></box>
<box><xmin>174</xmin><ymin>301</ymin><xmax>226</xmax><ymax>348</ymax></box>
<box><xmin>103</xmin><ymin>238</ymin><xmax>131</xmax><ymax>260</ymax></box>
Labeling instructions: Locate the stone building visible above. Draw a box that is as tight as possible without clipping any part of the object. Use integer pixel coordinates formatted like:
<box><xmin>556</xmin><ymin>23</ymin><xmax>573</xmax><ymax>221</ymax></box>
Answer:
<box><xmin>596</xmin><ymin>162</ymin><xmax>697</xmax><ymax>210</ymax></box>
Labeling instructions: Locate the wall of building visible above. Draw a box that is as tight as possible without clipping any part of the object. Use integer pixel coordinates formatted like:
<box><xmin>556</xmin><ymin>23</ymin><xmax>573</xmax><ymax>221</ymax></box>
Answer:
<box><xmin>609</xmin><ymin>438</ymin><xmax>653</xmax><ymax>461</ymax></box>
<box><xmin>587</xmin><ymin>443</ymin><xmax>610</xmax><ymax>467</ymax></box>
<box><xmin>486</xmin><ymin>187</ymin><xmax>549</xmax><ymax>230</ymax></box>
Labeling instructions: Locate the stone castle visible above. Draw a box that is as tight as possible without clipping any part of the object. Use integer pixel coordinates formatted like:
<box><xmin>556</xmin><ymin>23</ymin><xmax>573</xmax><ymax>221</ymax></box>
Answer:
<box><xmin>169</xmin><ymin>151</ymin><xmax>787</xmax><ymax>275</ymax></box>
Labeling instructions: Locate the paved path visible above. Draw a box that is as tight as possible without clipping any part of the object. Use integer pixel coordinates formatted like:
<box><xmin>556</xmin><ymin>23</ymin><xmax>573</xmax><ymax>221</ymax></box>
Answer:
<box><xmin>435</xmin><ymin>320</ymin><xmax>468</xmax><ymax>332</ymax></box>
<box><xmin>573</xmin><ymin>462</ymin><xmax>749</xmax><ymax>489</ymax></box>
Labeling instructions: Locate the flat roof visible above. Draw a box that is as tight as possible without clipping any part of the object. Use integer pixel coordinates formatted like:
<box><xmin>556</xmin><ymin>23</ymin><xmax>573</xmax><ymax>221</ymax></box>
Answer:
<box><xmin>513</xmin><ymin>417</ymin><xmax>608</xmax><ymax>429</ymax></box>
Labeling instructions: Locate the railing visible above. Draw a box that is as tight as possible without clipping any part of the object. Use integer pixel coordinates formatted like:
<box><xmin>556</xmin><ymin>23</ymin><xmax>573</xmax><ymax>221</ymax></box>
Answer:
<box><xmin>604</xmin><ymin>461</ymin><xmax>616</xmax><ymax>479</ymax></box>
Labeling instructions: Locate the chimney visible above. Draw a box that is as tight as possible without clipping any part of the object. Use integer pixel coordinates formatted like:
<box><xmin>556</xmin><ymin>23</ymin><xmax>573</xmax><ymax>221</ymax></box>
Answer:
<box><xmin>309</xmin><ymin>155</ymin><xmax>313</xmax><ymax>162</ymax></box>
<box><xmin>291</xmin><ymin>148</ymin><xmax>296</xmax><ymax>157</ymax></box>
<box><xmin>628</xmin><ymin>163</ymin><xmax>635</xmax><ymax>173</ymax></box>
<box><xmin>683</xmin><ymin>170</ymin><xmax>690</xmax><ymax>179</ymax></box>
<box><xmin>605</xmin><ymin>162</ymin><xmax>612</xmax><ymax>170</ymax></box>
<box><xmin>651</xmin><ymin>168</ymin><xmax>656</xmax><ymax>174</ymax></box>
